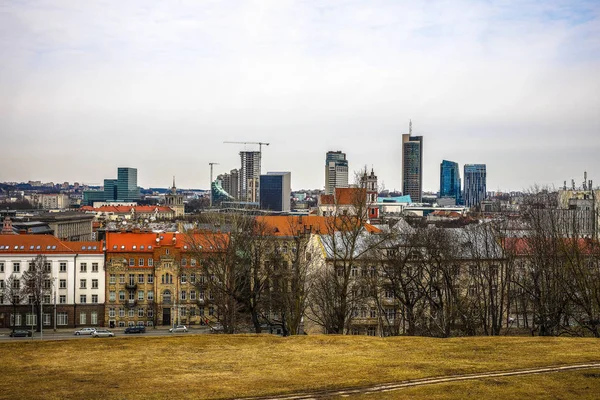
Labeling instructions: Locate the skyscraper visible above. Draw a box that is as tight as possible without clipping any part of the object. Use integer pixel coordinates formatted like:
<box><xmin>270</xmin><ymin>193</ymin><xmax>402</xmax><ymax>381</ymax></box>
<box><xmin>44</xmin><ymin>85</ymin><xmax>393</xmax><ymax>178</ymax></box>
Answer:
<box><xmin>239</xmin><ymin>151</ymin><xmax>261</xmax><ymax>202</ymax></box>
<box><xmin>463</xmin><ymin>164</ymin><xmax>487</xmax><ymax>208</ymax></box>
<box><xmin>260</xmin><ymin>172</ymin><xmax>291</xmax><ymax>212</ymax></box>
<box><xmin>117</xmin><ymin>167</ymin><xmax>140</xmax><ymax>201</ymax></box>
<box><xmin>440</xmin><ymin>160</ymin><xmax>462</xmax><ymax>204</ymax></box>
<box><xmin>325</xmin><ymin>151</ymin><xmax>349</xmax><ymax>195</ymax></box>
<box><xmin>402</xmin><ymin>123</ymin><xmax>423</xmax><ymax>203</ymax></box>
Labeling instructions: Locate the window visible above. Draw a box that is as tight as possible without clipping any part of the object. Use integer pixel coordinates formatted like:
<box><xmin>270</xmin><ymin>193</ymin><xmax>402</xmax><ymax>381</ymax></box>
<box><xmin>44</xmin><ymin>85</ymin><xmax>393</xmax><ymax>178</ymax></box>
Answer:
<box><xmin>57</xmin><ymin>312</ymin><xmax>68</xmax><ymax>326</ymax></box>
<box><xmin>119</xmin><ymin>291</ymin><xmax>125</xmax><ymax>301</ymax></box>
<box><xmin>138</xmin><ymin>258</ymin><xmax>144</xmax><ymax>266</ymax></box>
<box><xmin>129</xmin><ymin>291</ymin><xmax>135</xmax><ymax>301</ymax></box>
<box><xmin>147</xmin><ymin>309</ymin><xmax>154</xmax><ymax>318</ymax></box>
<box><xmin>92</xmin><ymin>279</ymin><xmax>98</xmax><ymax>289</ymax></box>
<box><xmin>28</xmin><ymin>262</ymin><xmax>34</xmax><ymax>271</ymax></box>
<box><xmin>80</xmin><ymin>295</ymin><xmax>87</xmax><ymax>304</ymax></box>
<box><xmin>92</xmin><ymin>263</ymin><xmax>99</xmax><ymax>272</ymax></box>
<box><xmin>370</xmin><ymin>308</ymin><xmax>377</xmax><ymax>318</ymax></box>
<box><xmin>138</xmin><ymin>308</ymin><xmax>144</xmax><ymax>317</ymax></box>
<box><xmin>199</xmin><ymin>290</ymin><xmax>205</xmax><ymax>300</ymax></box>
<box><xmin>181</xmin><ymin>258</ymin><xmax>187</xmax><ymax>266</ymax></box>
<box><xmin>199</xmin><ymin>275</ymin><xmax>205</xmax><ymax>284</ymax></box>
<box><xmin>147</xmin><ymin>291</ymin><xmax>154</xmax><ymax>301</ymax></box>
<box><xmin>12</xmin><ymin>279</ymin><xmax>20</xmax><ymax>289</ymax></box>
<box><xmin>367</xmin><ymin>327</ymin><xmax>376</xmax><ymax>336</ymax></box>
<box><xmin>129</xmin><ymin>274</ymin><xmax>135</xmax><ymax>285</ymax></box>
<box><xmin>109</xmin><ymin>308</ymin><xmax>116</xmax><ymax>318</ymax></box>
<box><xmin>26</xmin><ymin>313</ymin><xmax>38</xmax><ymax>326</ymax></box>
<box><xmin>190</xmin><ymin>273</ymin><xmax>196</xmax><ymax>284</ymax></box>
<box><xmin>43</xmin><ymin>279</ymin><xmax>51</xmax><ymax>290</ymax></box>
<box><xmin>58</xmin><ymin>262</ymin><xmax>67</xmax><ymax>273</ymax></box>
<box><xmin>43</xmin><ymin>313</ymin><xmax>51</xmax><ymax>326</ymax></box>
<box><xmin>92</xmin><ymin>295</ymin><xmax>98</xmax><ymax>303</ymax></box>
<box><xmin>0</xmin><ymin>280</ymin><xmax>4</xmax><ymax>289</ymax></box>
<box><xmin>138</xmin><ymin>274</ymin><xmax>144</xmax><ymax>284</ymax></box>
<box><xmin>191</xmin><ymin>258</ymin><xmax>196</xmax><ymax>266</ymax></box>
<box><xmin>208</xmin><ymin>307</ymin><xmax>214</xmax><ymax>316</ymax></box>
<box><xmin>190</xmin><ymin>307</ymin><xmax>196</xmax><ymax>317</ymax></box>
<box><xmin>59</xmin><ymin>295</ymin><xmax>66</xmax><ymax>304</ymax></box>
<box><xmin>80</xmin><ymin>312</ymin><xmax>86</xmax><ymax>325</ymax></box>
<box><xmin>181</xmin><ymin>274</ymin><xmax>187</xmax><ymax>284</ymax></box>
<box><xmin>199</xmin><ymin>307</ymin><xmax>205</xmax><ymax>317</ymax></box>
<box><xmin>44</xmin><ymin>262</ymin><xmax>51</xmax><ymax>272</ymax></box>
<box><xmin>11</xmin><ymin>313</ymin><xmax>22</xmax><ymax>326</ymax></box>
<box><xmin>180</xmin><ymin>291</ymin><xmax>186</xmax><ymax>300</ymax></box>
<box><xmin>109</xmin><ymin>291</ymin><xmax>116</xmax><ymax>301</ymax></box>
<box><xmin>13</xmin><ymin>262</ymin><xmax>20</xmax><ymax>273</ymax></box>
<box><xmin>129</xmin><ymin>258</ymin><xmax>134</xmax><ymax>266</ymax></box>
<box><xmin>58</xmin><ymin>279</ymin><xmax>66</xmax><ymax>289</ymax></box>
<box><xmin>91</xmin><ymin>312</ymin><xmax>98</xmax><ymax>325</ymax></box>
<box><xmin>351</xmin><ymin>267</ymin><xmax>358</xmax><ymax>277</ymax></box>
<box><xmin>109</xmin><ymin>274</ymin><xmax>116</xmax><ymax>284</ymax></box>
<box><xmin>119</xmin><ymin>308</ymin><xmax>125</xmax><ymax>317</ymax></box>
<box><xmin>119</xmin><ymin>274</ymin><xmax>125</xmax><ymax>284</ymax></box>
<box><xmin>147</xmin><ymin>274</ymin><xmax>154</xmax><ymax>284</ymax></box>
<box><xmin>166</xmin><ymin>249</ymin><xmax>170</xmax><ymax>255</ymax></box>
<box><xmin>148</xmin><ymin>258</ymin><xmax>153</xmax><ymax>267</ymax></box>
<box><xmin>44</xmin><ymin>295</ymin><xmax>51</xmax><ymax>303</ymax></box>
<box><xmin>180</xmin><ymin>307</ymin><xmax>187</xmax><ymax>317</ymax></box>
<box><xmin>0</xmin><ymin>262</ymin><xmax>4</xmax><ymax>272</ymax></box>
<box><xmin>128</xmin><ymin>309</ymin><xmax>134</xmax><ymax>318</ymax></box>
<box><xmin>190</xmin><ymin>290</ymin><xmax>196</xmax><ymax>300</ymax></box>
<box><xmin>80</xmin><ymin>279</ymin><xmax>86</xmax><ymax>289</ymax></box>
<box><xmin>80</xmin><ymin>263</ymin><xmax>87</xmax><ymax>272</ymax></box>
<box><xmin>138</xmin><ymin>290</ymin><xmax>144</xmax><ymax>301</ymax></box>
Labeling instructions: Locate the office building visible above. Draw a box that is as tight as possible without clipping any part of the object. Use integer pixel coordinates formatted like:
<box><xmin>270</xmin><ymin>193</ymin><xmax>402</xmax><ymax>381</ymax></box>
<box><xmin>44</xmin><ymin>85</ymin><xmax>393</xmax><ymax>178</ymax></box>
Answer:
<box><xmin>402</xmin><ymin>124</ymin><xmax>423</xmax><ymax>203</ymax></box>
<box><xmin>260</xmin><ymin>172</ymin><xmax>291</xmax><ymax>212</ymax></box>
<box><xmin>325</xmin><ymin>151</ymin><xmax>349</xmax><ymax>195</ymax></box>
<box><xmin>117</xmin><ymin>167</ymin><xmax>140</xmax><ymax>202</ymax></box>
<box><xmin>239</xmin><ymin>152</ymin><xmax>261</xmax><ymax>202</ymax></box>
<box><xmin>463</xmin><ymin>164</ymin><xmax>487</xmax><ymax>208</ymax></box>
<box><xmin>440</xmin><ymin>160</ymin><xmax>462</xmax><ymax>205</ymax></box>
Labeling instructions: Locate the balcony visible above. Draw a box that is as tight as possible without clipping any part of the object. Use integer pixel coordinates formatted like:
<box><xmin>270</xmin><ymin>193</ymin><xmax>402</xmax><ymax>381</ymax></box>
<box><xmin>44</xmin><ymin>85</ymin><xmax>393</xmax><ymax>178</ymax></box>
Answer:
<box><xmin>125</xmin><ymin>283</ymin><xmax>137</xmax><ymax>290</ymax></box>
<box><xmin>126</xmin><ymin>300</ymin><xmax>137</xmax><ymax>308</ymax></box>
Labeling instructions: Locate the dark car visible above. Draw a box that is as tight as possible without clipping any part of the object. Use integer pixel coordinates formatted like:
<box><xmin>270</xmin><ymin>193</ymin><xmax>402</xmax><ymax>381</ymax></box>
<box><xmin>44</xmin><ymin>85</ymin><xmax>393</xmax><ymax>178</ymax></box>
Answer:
<box><xmin>124</xmin><ymin>326</ymin><xmax>146</xmax><ymax>334</ymax></box>
<box><xmin>9</xmin><ymin>330</ymin><xmax>33</xmax><ymax>337</ymax></box>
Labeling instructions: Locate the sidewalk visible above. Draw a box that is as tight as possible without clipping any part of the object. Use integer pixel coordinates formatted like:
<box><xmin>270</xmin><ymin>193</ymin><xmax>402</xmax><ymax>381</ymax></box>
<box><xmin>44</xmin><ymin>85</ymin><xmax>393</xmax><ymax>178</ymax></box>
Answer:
<box><xmin>0</xmin><ymin>324</ymin><xmax>211</xmax><ymax>336</ymax></box>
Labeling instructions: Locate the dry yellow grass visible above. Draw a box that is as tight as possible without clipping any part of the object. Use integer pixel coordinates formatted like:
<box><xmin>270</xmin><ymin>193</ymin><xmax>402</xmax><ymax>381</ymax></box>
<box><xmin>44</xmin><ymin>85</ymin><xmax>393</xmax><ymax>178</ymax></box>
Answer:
<box><xmin>1</xmin><ymin>335</ymin><xmax>600</xmax><ymax>400</ymax></box>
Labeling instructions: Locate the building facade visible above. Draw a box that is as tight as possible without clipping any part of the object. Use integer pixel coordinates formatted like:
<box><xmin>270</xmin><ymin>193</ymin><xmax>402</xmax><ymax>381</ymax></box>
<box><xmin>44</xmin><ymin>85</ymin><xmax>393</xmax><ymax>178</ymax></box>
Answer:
<box><xmin>165</xmin><ymin>178</ymin><xmax>185</xmax><ymax>217</ymax></box>
<box><xmin>325</xmin><ymin>151</ymin><xmax>349</xmax><ymax>195</ymax></box>
<box><xmin>0</xmin><ymin>235</ymin><xmax>105</xmax><ymax>329</ymax></box>
<box><xmin>402</xmin><ymin>129</ymin><xmax>423</xmax><ymax>203</ymax></box>
<box><xmin>239</xmin><ymin>152</ymin><xmax>261</xmax><ymax>203</ymax></box>
<box><xmin>440</xmin><ymin>160</ymin><xmax>462</xmax><ymax>205</ymax></box>
<box><xmin>260</xmin><ymin>172</ymin><xmax>291</xmax><ymax>212</ymax></box>
<box><xmin>463</xmin><ymin>164</ymin><xmax>487</xmax><ymax>208</ymax></box>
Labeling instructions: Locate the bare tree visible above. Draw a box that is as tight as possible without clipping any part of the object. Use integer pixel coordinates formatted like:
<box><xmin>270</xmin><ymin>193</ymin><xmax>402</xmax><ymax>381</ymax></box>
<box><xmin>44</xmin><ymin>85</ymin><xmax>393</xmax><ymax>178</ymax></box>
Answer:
<box><xmin>2</xmin><ymin>273</ymin><xmax>24</xmax><ymax>333</ymax></box>
<box><xmin>21</xmin><ymin>255</ymin><xmax>52</xmax><ymax>332</ymax></box>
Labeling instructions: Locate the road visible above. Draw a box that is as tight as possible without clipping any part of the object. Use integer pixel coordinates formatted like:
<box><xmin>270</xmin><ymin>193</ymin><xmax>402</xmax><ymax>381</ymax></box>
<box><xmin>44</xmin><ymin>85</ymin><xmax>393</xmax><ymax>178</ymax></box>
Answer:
<box><xmin>0</xmin><ymin>326</ymin><xmax>211</xmax><ymax>342</ymax></box>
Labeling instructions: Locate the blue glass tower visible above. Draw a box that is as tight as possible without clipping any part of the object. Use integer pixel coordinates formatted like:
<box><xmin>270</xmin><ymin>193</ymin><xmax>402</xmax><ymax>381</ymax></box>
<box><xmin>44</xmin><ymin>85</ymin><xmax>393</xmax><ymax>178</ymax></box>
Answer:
<box><xmin>463</xmin><ymin>164</ymin><xmax>487</xmax><ymax>208</ymax></box>
<box><xmin>440</xmin><ymin>160</ymin><xmax>462</xmax><ymax>204</ymax></box>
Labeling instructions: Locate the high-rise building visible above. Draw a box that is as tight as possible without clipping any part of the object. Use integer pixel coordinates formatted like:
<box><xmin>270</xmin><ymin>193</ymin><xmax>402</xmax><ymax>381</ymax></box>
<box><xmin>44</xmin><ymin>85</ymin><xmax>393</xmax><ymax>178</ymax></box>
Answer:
<box><xmin>402</xmin><ymin>123</ymin><xmax>423</xmax><ymax>203</ymax></box>
<box><xmin>463</xmin><ymin>164</ymin><xmax>487</xmax><ymax>208</ymax></box>
<box><xmin>325</xmin><ymin>151</ymin><xmax>349</xmax><ymax>195</ymax></box>
<box><xmin>239</xmin><ymin>152</ymin><xmax>261</xmax><ymax>202</ymax></box>
<box><xmin>218</xmin><ymin>169</ymin><xmax>239</xmax><ymax>200</ymax></box>
<box><xmin>440</xmin><ymin>160</ymin><xmax>462</xmax><ymax>205</ymax></box>
<box><xmin>117</xmin><ymin>167</ymin><xmax>140</xmax><ymax>202</ymax></box>
<box><xmin>260</xmin><ymin>172</ymin><xmax>291</xmax><ymax>212</ymax></box>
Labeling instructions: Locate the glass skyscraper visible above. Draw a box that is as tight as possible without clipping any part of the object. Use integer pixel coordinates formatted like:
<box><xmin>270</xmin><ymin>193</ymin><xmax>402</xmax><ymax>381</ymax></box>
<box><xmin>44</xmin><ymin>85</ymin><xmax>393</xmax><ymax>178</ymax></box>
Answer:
<box><xmin>402</xmin><ymin>133</ymin><xmax>423</xmax><ymax>203</ymax></box>
<box><xmin>260</xmin><ymin>172</ymin><xmax>291</xmax><ymax>212</ymax></box>
<box><xmin>440</xmin><ymin>160</ymin><xmax>462</xmax><ymax>204</ymax></box>
<box><xmin>463</xmin><ymin>164</ymin><xmax>487</xmax><ymax>208</ymax></box>
<box><xmin>117</xmin><ymin>167</ymin><xmax>140</xmax><ymax>202</ymax></box>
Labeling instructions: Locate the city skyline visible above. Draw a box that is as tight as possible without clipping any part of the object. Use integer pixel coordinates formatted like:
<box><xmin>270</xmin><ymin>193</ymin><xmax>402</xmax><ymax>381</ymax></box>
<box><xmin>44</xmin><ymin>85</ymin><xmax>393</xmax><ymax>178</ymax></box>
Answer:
<box><xmin>1</xmin><ymin>1</ymin><xmax>599</xmax><ymax>191</ymax></box>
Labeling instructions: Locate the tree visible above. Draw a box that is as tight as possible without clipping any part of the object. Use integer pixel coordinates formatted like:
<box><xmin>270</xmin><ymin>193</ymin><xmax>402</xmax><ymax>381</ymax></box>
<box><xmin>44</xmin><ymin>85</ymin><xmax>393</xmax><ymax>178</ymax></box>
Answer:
<box><xmin>21</xmin><ymin>255</ymin><xmax>52</xmax><ymax>332</ymax></box>
<box><xmin>2</xmin><ymin>273</ymin><xmax>23</xmax><ymax>333</ymax></box>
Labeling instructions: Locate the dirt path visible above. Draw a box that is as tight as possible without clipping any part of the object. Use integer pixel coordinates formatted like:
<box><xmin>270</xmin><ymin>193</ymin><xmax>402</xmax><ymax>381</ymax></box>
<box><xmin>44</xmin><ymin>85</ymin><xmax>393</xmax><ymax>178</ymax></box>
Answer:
<box><xmin>236</xmin><ymin>362</ymin><xmax>600</xmax><ymax>400</ymax></box>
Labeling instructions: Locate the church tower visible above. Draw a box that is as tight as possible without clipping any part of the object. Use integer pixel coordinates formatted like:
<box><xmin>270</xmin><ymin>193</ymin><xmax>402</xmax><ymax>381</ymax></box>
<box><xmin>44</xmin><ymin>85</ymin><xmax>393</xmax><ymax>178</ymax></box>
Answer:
<box><xmin>165</xmin><ymin>177</ymin><xmax>185</xmax><ymax>217</ymax></box>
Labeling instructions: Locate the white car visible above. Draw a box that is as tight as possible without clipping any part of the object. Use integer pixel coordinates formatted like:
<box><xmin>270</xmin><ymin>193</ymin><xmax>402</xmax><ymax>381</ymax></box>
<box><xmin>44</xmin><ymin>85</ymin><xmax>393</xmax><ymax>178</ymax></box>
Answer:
<box><xmin>92</xmin><ymin>329</ymin><xmax>115</xmax><ymax>338</ymax></box>
<box><xmin>74</xmin><ymin>327</ymin><xmax>97</xmax><ymax>336</ymax></box>
<box><xmin>169</xmin><ymin>325</ymin><xmax>188</xmax><ymax>333</ymax></box>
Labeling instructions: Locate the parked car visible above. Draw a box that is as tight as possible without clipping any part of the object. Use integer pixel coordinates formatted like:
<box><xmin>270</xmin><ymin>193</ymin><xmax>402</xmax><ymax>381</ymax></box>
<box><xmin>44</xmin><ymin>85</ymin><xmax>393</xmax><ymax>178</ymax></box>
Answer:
<box><xmin>74</xmin><ymin>327</ymin><xmax>97</xmax><ymax>336</ymax></box>
<box><xmin>124</xmin><ymin>326</ymin><xmax>146</xmax><ymax>334</ymax></box>
<box><xmin>210</xmin><ymin>324</ymin><xmax>224</xmax><ymax>333</ymax></box>
<box><xmin>169</xmin><ymin>325</ymin><xmax>188</xmax><ymax>333</ymax></box>
<box><xmin>92</xmin><ymin>329</ymin><xmax>115</xmax><ymax>338</ymax></box>
<box><xmin>9</xmin><ymin>330</ymin><xmax>33</xmax><ymax>337</ymax></box>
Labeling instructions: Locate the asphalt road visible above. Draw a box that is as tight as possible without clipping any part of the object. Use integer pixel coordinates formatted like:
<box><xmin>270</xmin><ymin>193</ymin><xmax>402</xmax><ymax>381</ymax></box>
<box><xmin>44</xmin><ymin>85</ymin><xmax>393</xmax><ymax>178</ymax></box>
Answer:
<box><xmin>0</xmin><ymin>327</ymin><xmax>211</xmax><ymax>342</ymax></box>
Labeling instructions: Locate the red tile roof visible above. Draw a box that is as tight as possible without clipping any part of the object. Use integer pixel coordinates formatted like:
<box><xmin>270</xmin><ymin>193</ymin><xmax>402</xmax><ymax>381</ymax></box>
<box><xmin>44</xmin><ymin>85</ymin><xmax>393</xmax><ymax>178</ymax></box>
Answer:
<box><xmin>256</xmin><ymin>215</ymin><xmax>381</xmax><ymax>236</ymax></box>
<box><xmin>0</xmin><ymin>235</ymin><xmax>102</xmax><ymax>254</ymax></box>
<box><xmin>320</xmin><ymin>188</ymin><xmax>367</xmax><ymax>205</ymax></box>
<box><xmin>81</xmin><ymin>205</ymin><xmax>174</xmax><ymax>214</ymax></box>
<box><xmin>106</xmin><ymin>232</ymin><xmax>228</xmax><ymax>253</ymax></box>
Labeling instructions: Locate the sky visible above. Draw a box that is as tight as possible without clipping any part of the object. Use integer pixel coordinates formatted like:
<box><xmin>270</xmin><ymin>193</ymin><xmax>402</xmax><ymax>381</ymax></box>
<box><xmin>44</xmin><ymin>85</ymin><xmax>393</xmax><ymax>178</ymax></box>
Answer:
<box><xmin>1</xmin><ymin>0</ymin><xmax>599</xmax><ymax>192</ymax></box>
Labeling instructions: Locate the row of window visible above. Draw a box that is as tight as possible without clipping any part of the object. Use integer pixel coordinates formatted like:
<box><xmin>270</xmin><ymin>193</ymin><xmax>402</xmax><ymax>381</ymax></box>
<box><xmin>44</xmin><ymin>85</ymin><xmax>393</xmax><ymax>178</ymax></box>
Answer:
<box><xmin>107</xmin><ymin>273</ymin><xmax>209</xmax><ymax>285</ymax></box>
<box><xmin>9</xmin><ymin>311</ymin><xmax>98</xmax><ymax>326</ymax></box>
<box><xmin>0</xmin><ymin>262</ymin><xmax>99</xmax><ymax>273</ymax></box>
<box><xmin>107</xmin><ymin>305</ymin><xmax>215</xmax><ymax>318</ymax></box>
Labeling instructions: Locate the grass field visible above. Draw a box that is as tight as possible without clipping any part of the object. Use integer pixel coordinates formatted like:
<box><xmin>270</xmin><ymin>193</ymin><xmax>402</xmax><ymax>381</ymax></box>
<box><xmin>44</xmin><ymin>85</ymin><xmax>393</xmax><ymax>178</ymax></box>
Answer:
<box><xmin>1</xmin><ymin>335</ymin><xmax>600</xmax><ymax>399</ymax></box>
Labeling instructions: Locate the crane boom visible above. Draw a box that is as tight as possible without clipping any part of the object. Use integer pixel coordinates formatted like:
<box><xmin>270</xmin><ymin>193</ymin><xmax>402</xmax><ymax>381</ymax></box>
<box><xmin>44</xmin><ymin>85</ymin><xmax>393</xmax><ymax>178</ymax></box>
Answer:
<box><xmin>223</xmin><ymin>141</ymin><xmax>270</xmax><ymax>152</ymax></box>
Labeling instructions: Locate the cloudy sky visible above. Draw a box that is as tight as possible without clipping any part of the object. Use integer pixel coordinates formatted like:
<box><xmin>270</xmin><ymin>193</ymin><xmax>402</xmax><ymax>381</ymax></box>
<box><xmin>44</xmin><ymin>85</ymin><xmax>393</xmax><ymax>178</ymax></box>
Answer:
<box><xmin>1</xmin><ymin>0</ymin><xmax>599</xmax><ymax>192</ymax></box>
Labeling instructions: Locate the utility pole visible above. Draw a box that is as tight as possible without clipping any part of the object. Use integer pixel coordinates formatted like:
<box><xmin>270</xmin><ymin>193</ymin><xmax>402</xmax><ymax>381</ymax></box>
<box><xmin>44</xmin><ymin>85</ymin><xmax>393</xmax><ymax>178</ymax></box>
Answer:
<box><xmin>209</xmin><ymin>162</ymin><xmax>219</xmax><ymax>207</ymax></box>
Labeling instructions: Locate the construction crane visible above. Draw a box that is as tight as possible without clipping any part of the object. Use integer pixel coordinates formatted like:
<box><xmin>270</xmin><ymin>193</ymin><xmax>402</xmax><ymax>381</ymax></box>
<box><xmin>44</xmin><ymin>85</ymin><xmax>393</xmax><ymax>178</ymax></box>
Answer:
<box><xmin>209</xmin><ymin>162</ymin><xmax>219</xmax><ymax>207</ymax></box>
<box><xmin>223</xmin><ymin>141</ymin><xmax>270</xmax><ymax>154</ymax></box>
